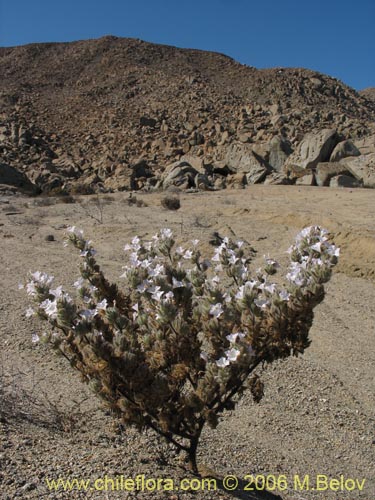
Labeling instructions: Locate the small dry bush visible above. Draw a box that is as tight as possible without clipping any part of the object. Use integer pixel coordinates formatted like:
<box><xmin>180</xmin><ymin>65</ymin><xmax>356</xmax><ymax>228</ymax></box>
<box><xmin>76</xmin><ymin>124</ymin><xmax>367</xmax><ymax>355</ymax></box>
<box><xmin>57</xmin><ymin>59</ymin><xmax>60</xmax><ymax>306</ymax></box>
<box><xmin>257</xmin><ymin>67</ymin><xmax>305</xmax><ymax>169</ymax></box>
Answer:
<box><xmin>161</xmin><ymin>195</ymin><xmax>181</xmax><ymax>210</ymax></box>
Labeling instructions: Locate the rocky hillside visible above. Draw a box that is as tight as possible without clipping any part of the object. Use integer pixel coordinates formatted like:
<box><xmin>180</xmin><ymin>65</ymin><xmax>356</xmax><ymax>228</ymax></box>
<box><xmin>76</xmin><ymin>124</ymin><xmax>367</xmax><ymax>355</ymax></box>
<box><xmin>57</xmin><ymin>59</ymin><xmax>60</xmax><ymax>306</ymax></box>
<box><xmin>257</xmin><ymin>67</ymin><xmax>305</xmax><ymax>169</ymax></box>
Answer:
<box><xmin>0</xmin><ymin>35</ymin><xmax>374</xmax><ymax>194</ymax></box>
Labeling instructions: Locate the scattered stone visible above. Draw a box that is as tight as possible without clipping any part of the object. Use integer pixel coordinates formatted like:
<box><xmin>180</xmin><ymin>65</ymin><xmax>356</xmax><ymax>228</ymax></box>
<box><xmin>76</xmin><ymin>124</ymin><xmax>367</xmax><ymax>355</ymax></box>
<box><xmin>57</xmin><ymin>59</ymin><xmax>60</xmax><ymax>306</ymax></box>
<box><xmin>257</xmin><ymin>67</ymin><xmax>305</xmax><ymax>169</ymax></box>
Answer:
<box><xmin>45</xmin><ymin>234</ymin><xmax>55</xmax><ymax>242</ymax></box>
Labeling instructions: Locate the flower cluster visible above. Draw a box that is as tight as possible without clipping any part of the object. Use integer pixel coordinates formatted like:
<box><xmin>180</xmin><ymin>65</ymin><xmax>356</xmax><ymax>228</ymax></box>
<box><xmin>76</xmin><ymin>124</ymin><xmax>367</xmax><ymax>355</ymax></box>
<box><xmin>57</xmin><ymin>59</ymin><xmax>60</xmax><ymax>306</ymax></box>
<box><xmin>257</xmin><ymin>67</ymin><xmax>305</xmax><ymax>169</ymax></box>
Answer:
<box><xmin>22</xmin><ymin>225</ymin><xmax>338</xmax><ymax>472</ymax></box>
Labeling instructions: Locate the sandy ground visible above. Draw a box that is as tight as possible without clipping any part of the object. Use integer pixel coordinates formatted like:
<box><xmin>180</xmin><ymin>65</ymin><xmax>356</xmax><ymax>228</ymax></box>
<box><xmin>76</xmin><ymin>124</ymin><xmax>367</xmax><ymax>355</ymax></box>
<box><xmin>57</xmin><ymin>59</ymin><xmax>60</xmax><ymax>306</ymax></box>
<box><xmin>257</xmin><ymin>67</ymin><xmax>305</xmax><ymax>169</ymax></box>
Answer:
<box><xmin>0</xmin><ymin>185</ymin><xmax>374</xmax><ymax>500</ymax></box>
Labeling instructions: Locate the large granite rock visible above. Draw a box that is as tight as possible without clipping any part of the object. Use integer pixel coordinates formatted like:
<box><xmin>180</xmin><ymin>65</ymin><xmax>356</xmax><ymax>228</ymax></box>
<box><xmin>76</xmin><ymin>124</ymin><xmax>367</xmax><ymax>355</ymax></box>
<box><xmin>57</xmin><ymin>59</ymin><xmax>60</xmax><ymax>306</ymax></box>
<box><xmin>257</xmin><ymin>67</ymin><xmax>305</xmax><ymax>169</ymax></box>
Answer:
<box><xmin>268</xmin><ymin>136</ymin><xmax>292</xmax><ymax>171</ymax></box>
<box><xmin>162</xmin><ymin>160</ymin><xmax>199</xmax><ymax>189</ymax></box>
<box><xmin>353</xmin><ymin>134</ymin><xmax>375</xmax><ymax>156</ymax></box>
<box><xmin>315</xmin><ymin>162</ymin><xmax>352</xmax><ymax>187</ymax></box>
<box><xmin>225</xmin><ymin>143</ymin><xmax>271</xmax><ymax>183</ymax></box>
<box><xmin>284</xmin><ymin>128</ymin><xmax>339</xmax><ymax>171</ymax></box>
<box><xmin>330</xmin><ymin>140</ymin><xmax>360</xmax><ymax>162</ymax></box>
<box><xmin>340</xmin><ymin>153</ymin><xmax>375</xmax><ymax>188</ymax></box>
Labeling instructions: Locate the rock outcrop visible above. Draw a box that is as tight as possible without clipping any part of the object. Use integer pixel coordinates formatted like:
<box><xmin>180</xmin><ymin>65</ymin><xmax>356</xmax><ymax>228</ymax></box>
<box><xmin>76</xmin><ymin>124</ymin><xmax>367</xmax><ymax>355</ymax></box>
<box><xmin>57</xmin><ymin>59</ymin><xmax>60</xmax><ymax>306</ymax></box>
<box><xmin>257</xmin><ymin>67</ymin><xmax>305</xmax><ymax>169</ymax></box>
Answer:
<box><xmin>0</xmin><ymin>36</ymin><xmax>374</xmax><ymax>193</ymax></box>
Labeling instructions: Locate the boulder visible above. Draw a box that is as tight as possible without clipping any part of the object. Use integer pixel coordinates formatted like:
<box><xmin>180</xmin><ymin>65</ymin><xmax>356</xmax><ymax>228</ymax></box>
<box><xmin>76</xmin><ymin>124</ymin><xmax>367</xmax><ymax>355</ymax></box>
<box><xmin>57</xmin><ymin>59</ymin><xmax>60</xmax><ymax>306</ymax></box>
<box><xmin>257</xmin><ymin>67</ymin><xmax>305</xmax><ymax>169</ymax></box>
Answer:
<box><xmin>162</xmin><ymin>161</ymin><xmax>199</xmax><ymax>189</ymax></box>
<box><xmin>226</xmin><ymin>173</ymin><xmax>246</xmax><ymax>189</ymax></box>
<box><xmin>315</xmin><ymin>162</ymin><xmax>352</xmax><ymax>187</ymax></box>
<box><xmin>0</xmin><ymin>163</ymin><xmax>37</xmax><ymax>193</ymax></box>
<box><xmin>329</xmin><ymin>140</ymin><xmax>360</xmax><ymax>162</ymax></box>
<box><xmin>329</xmin><ymin>175</ymin><xmax>361</xmax><ymax>188</ymax></box>
<box><xmin>340</xmin><ymin>153</ymin><xmax>375</xmax><ymax>188</ymax></box>
<box><xmin>353</xmin><ymin>134</ymin><xmax>375</xmax><ymax>156</ymax></box>
<box><xmin>268</xmin><ymin>136</ymin><xmax>292</xmax><ymax>171</ymax></box>
<box><xmin>284</xmin><ymin>128</ymin><xmax>339</xmax><ymax>171</ymax></box>
<box><xmin>225</xmin><ymin>143</ymin><xmax>271</xmax><ymax>183</ymax></box>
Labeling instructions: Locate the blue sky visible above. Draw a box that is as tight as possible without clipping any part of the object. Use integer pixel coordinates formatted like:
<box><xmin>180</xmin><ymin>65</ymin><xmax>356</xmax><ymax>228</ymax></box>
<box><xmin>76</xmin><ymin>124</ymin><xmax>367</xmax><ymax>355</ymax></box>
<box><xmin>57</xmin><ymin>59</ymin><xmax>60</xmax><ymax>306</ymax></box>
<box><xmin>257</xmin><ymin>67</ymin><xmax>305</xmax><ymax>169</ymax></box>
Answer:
<box><xmin>0</xmin><ymin>0</ymin><xmax>374</xmax><ymax>90</ymax></box>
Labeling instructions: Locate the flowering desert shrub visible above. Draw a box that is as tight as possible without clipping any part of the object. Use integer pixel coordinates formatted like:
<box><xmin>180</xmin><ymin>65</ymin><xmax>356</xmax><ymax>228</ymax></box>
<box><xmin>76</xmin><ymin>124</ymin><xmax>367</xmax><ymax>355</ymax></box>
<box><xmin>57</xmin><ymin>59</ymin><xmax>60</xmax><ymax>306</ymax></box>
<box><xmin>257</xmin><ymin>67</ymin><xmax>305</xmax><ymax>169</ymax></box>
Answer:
<box><xmin>23</xmin><ymin>226</ymin><xmax>339</xmax><ymax>472</ymax></box>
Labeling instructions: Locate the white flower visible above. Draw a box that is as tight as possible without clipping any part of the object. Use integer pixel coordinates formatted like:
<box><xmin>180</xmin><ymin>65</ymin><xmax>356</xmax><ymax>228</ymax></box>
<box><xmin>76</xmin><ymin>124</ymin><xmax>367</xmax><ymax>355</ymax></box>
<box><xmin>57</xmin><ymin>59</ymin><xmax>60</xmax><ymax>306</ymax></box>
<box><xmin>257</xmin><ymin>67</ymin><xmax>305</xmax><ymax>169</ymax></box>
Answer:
<box><xmin>31</xmin><ymin>333</ymin><xmax>40</xmax><ymax>343</ymax></box>
<box><xmin>96</xmin><ymin>299</ymin><xmax>108</xmax><ymax>311</ymax></box>
<box><xmin>25</xmin><ymin>307</ymin><xmax>35</xmax><ymax>318</ymax></box>
<box><xmin>175</xmin><ymin>246</ymin><xmax>185</xmax><ymax>255</ymax></box>
<box><xmin>18</xmin><ymin>283</ymin><xmax>24</xmax><ymax>290</ymax></box>
<box><xmin>183</xmin><ymin>250</ymin><xmax>193</xmax><ymax>260</ymax></box>
<box><xmin>225</xmin><ymin>348</ymin><xmax>240</xmax><ymax>363</ymax></box>
<box><xmin>40</xmin><ymin>299</ymin><xmax>58</xmax><ymax>318</ymax></box>
<box><xmin>164</xmin><ymin>291</ymin><xmax>174</xmax><ymax>302</ymax></box>
<box><xmin>209</xmin><ymin>303</ymin><xmax>224</xmax><ymax>318</ymax></box>
<box><xmin>200</xmin><ymin>351</ymin><xmax>208</xmax><ymax>362</ymax></box>
<box><xmin>216</xmin><ymin>356</ymin><xmax>230</xmax><ymax>368</ymax></box>
<box><xmin>136</xmin><ymin>280</ymin><xmax>151</xmax><ymax>293</ymax></box>
<box><xmin>80</xmin><ymin>309</ymin><xmax>97</xmax><ymax>321</ymax></box>
<box><xmin>172</xmin><ymin>277</ymin><xmax>184</xmax><ymax>288</ymax></box>
<box><xmin>326</xmin><ymin>245</ymin><xmax>340</xmax><ymax>257</ymax></box>
<box><xmin>226</xmin><ymin>332</ymin><xmax>245</xmax><ymax>343</ymax></box>
<box><xmin>50</xmin><ymin>286</ymin><xmax>64</xmax><ymax>298</ymax></box>
<box><xmin>311</xmin><ymin>242</ymin><xmax>322</xmax><ymax>253</ymax></box>
<box><xmin>160</xmin><ymin>228</ymin><xmax>173</xmax><ymax>239</ymax></box>
<box><xmin>191</xmin><ymin>239</ymin><xmax>200</xmax><ymax>246</ymax></box>
<box><xmin>148</xmin><ymin>264</ymin><xmax>164</xmax><ymax>277</ymax></box>
<box><xmin>235</xmin><ymin>286</ymin><xmax>245</xmax><ymax>300</ymax></box>
<box><xmin>212</xmin><ymin>252</ymin><xmax>221</xmax><ymax>262</ymax></box>
<box><xmin>263</xmin><ymin>283</ymin><xmax>277</xmax><ymax>294</ymax></box>
<box><xmin>152</xmin><ymin>290</ymin><xmax>164</xmax><ymax>302</ymax></box>
<box><xmin>237</xmin><ymin>241</ymin><xmax>244</xmax><ymax>248</ymax></box>
<box><xmin>228</xmin><ymin>254</ymin><xmax>239</xmax><ymax>265</ymax></box>
<box><xmin>26</xmin><ymin>281</ymin><xmax>37</xmax><ymax>296</ymax></box>
<box><xmin>67</xmin><ymin>226</ymin><xmax>84</xmax><ymax>238</ymax></box>
<box><xmin>124</xmin><ymin>243</ymin><xmax>132</xmax><ymax>251</ymax></box>
<box><xmin>279</xmin><ymin>290</ymin><xmax>290</xmax><ymax>301</ymax></box>
<box><xmin>254</xmin><ymin>298</ymin><xmax>270</xmax><ymax>309</ymax></box>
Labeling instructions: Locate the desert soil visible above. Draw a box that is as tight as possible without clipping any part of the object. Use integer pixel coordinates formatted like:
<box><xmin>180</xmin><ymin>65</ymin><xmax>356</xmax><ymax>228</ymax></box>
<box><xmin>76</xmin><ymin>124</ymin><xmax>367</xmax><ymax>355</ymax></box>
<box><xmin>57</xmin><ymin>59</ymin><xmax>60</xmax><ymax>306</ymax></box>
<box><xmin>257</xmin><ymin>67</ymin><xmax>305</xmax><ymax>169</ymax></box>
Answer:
<box><xmin>0</xmin><ymin>185</ymin><xmax>374</xmax><ymax>500</ymax></box>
